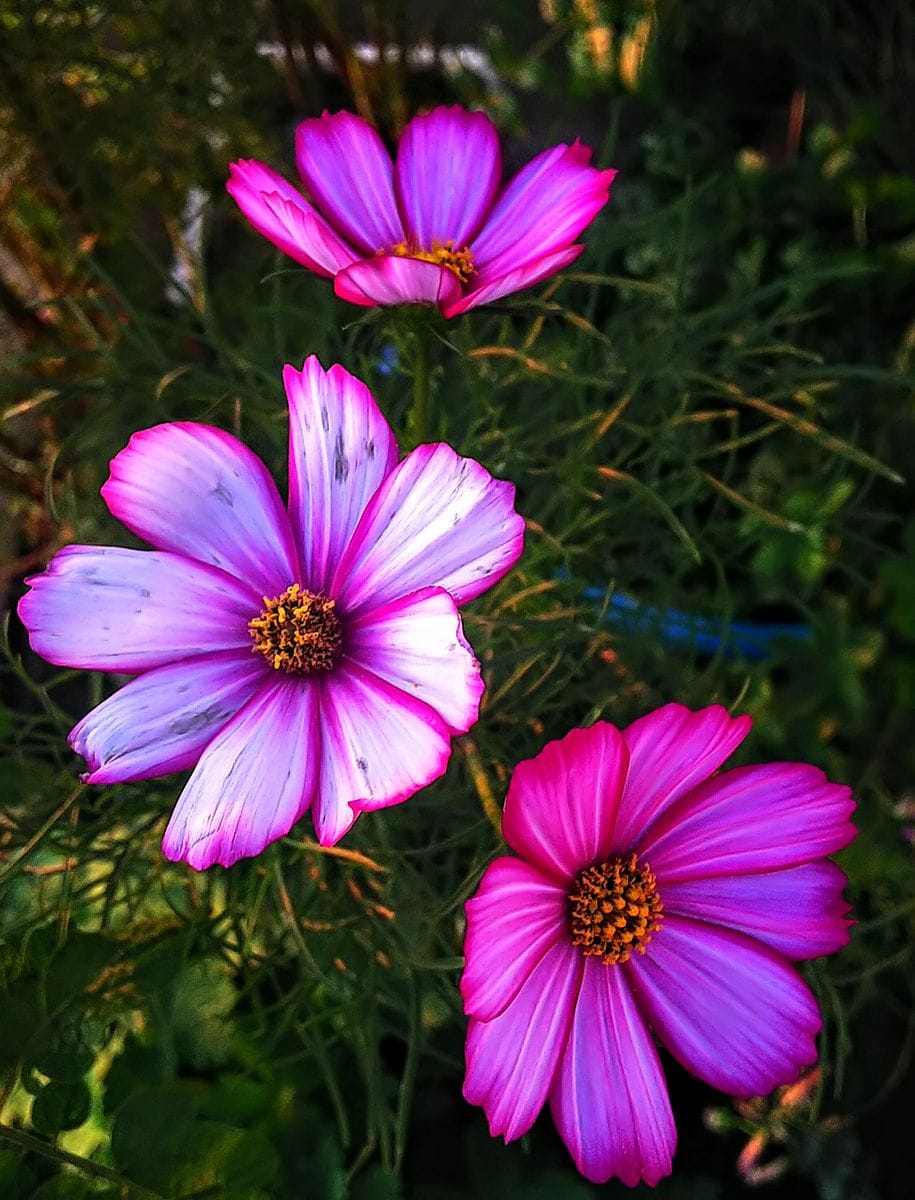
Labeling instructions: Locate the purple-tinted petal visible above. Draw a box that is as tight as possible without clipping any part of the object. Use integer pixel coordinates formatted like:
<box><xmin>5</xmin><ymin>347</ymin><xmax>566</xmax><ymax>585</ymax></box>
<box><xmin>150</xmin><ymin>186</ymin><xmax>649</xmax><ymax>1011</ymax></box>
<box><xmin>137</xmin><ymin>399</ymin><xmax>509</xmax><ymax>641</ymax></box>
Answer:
<box><xmin>70</xmin><ymin>650</ymin><xmax>267</xmax><ymax>785</ymax></box>
<box><xmin>612</xmin><ymin>703</ymin><xmax>753</xmax><ymax>853</ymax></box>
<box><xmin>442</xmin><ymin>245</ymin><xmax>583</xmax><ymax>318</ymax></box>
<box><xmin>332</xmin><ymin>443</ymin><xmax>524</xmax><ymax>614</ymax></box>
<box><xmin>628</xmin><ymin>915</ymin><xmax>821</xmax><ymax>1096</ymax></box>
<box><xmin>550</xmin><ymin>959</ymin><xmax>675</xmax><ymax>1187</ymax></box>
<box><xmin>346</xmin><ymin>586</ymin><xmax>483</xmax><ymax>734</ymax></box>
<box><xmin>226</xmin><ymin>160</ymin><xmax>358</xmax><ymax>276</ymax></box>
<box><xmin>161</xmin><ymin>675</ymin><xmax>319</xmax><ymax>869</ymax></box>
<box><xmin>641</xmin><ymin>763</ymin><xmax>856</xmax><ymax>881</ymax></box>
<box><xmin>395</xmin><ymin>105</ymin><xmax>501</xmax><ymax>249</ymax></box>
<box><xmin>501</xmin><ymin>723</ymin><xmax>630</xmax><ymax>885</ymax></box>
<box><xmin>470</xmin><ymin>141</ymin><xmax>615</xmax><ymax>277</ymax></box>
<box><xmin>461</xmin><ymin>857</ymin><xmax>566</xmax><ymax>1022</ymax></box>
<box><xmin>311</xmin><ymin>660</ymin><xmax>452</xmax><ymax>846</ymax></box>
<box><xmin>334</xmin><ymin>255</ymin><xmax>462</xmax><ymax>310</ymax></box>
<box><xmin>102</xmin><ymin>421</ymin><xmax>298</xmax><ymax>596</ymax></box>
<box><xmin>295</xmin><ymin>111</ymin><xmax>404</xmax><ymax>253</ymax></box>
<box><xmin>464</xmin><ymin>939</ymin><xmax>582</xmax><ymax>1142</ymax></box>
<box><xmin>18</xmin><ymin>546</ymin><xmax>259</xmax><ymax>672</ymax></box>
<box><xmin>662</xmin><ymin>861</ymin><xmax>852</xmax><ymax>960</ymax></box>
<box><xmin>284</xmin><ymin>357</ymin><xmax>397</xmax><ymax>592</ymax></box>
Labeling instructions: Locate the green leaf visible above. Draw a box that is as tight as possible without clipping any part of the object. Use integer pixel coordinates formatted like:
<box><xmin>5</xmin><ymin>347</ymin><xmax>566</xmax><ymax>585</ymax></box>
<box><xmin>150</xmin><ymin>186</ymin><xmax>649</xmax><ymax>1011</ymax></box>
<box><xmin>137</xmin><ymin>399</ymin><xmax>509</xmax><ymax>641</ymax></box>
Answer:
<box><xmin>111</xmin><ymin>1084</ymin><xmax>278</xmax><ymax>1197</ymax></box>
<box><xmin>0</xmin><ymin>980</ymin><xmax>46</xmax><ymax>1072</ymax></box>
<box><xmin>29</xmin><ymin>1016</ymin><xmax>94</xmax><ymax>1082</ymax></box>
<box><xmin>44</xmin><ymin>934</ymin><xmax>115</xmax><ymax>1000</ymax></box>
<box><xmin>169</xmin><ymin>960</ymin><xmax>238</xmax><ymax>1070</ymax></box>
<box><xmin>352</xmin><ymin>1166</ymin><xmax>404</xmax><ymax>1200</ymax></box>
<box><xmin>30</xmin><ymin>1079</ymin><xmax>92</xmax><ymax>1136</ymax></box>
<box><xmin>0</xmin><ymin>1148</ymin><xmax>37</xmax><ymax>1200</ymax></box>
<box><xmin>102</xmin><ymin>1037</ymin><xmax>170</xmax><ymax>1117</ymax></box>
<box><xmin>277</xmin><ymin>1105</ymin><xmax>347</xmax><ymax>1200</ymax></box>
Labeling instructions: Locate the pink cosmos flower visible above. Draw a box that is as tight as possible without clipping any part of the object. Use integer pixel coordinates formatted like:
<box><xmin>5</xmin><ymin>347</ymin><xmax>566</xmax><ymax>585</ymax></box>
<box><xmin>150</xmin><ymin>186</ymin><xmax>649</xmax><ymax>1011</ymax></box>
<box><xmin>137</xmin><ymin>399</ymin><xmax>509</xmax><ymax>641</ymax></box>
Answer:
<box><xmin>461</xmin><ymin>705</ymin><xmax>855</xmax><ymax>1186</ymax></box>
<box><xmin>18</xmin><ymin>357</ymin><xmax>524</xmax><ymax>869</ymax></box>
<box><xmin>227</xmin><ymin>106</ymin><xmax>615</xmax><ymax>318</ymax></box>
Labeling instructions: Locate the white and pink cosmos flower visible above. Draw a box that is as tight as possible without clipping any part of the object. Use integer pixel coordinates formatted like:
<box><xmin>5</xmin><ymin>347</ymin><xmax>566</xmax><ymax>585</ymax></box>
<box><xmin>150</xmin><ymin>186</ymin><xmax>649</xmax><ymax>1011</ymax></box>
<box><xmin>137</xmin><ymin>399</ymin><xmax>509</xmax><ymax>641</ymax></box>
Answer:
<box><xmin>227</xmin><ymin>105</ymin><xmax>615</xmax><ymax>318</ymax></box>
<box><xmin>461</xmin><ymin>705</ymin><xmax>855</xmax><ymax>1186</ymax></box>
<box><xmin>18</xmin><ymin>358</ymin><xmax>524</xmax><ymax>869</ymax></box>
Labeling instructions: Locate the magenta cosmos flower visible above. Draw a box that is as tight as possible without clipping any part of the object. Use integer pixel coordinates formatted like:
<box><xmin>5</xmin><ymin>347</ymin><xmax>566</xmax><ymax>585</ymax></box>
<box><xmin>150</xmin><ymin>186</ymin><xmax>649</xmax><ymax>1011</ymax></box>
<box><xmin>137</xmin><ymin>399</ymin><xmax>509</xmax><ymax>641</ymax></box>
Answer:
<box><xmin>227</xmin><ymin>105</ymin><xmax>615</xmax><ymax>318</ymax></box>
<box><xmin>461</xmin><ymin>705</ymin><xmax>855</xmax><ymax>1186</ymax></box>
<box><xmin>18</xmin><ymin>357</ymin><xmax>524</xmax><ymax>869</ymax></box>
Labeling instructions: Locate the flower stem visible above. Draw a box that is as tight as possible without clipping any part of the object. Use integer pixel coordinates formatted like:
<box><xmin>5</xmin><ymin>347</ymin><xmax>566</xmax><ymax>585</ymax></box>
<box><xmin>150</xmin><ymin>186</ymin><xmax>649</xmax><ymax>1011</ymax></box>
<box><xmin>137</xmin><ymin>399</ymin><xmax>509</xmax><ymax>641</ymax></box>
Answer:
<box><xmin>462</xmin><ymin>738</ymin><xmax>503</xmax><ymax>835</ymax></box>
<box><xmin>409</xmin><ymin>323</ymin><xmax>432</xmax><ymax>445</ymax></box>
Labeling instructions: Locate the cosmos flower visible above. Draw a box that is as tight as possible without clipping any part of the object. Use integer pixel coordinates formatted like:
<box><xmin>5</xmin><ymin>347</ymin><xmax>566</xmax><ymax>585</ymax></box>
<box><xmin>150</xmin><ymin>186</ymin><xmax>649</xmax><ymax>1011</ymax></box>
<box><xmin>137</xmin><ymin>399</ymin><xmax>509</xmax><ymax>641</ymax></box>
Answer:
<box><xmin>18</xmin><ymin>358</ymin><xmax>524</xmax><ymax>869</ymax></box>
<box><xmin>461</xmin><ymin>705</ymin><xmax>855</xmax><ymax>1186</ymax></box>
<box><xmin>227</xmin><ymin>105</ymin><xmax>615</xmax><ymax>318</ymax></box>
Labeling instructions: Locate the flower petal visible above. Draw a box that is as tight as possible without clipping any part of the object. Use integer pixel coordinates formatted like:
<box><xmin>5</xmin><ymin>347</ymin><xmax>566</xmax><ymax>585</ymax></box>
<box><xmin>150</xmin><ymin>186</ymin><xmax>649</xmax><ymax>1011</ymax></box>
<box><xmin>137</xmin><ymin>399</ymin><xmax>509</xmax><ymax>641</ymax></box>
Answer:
<box><xmin>346</xmin><ymin>586</ymin><xmax>483</xmax><ymax>734</ymax></box>
<box><xmin>394</xmin><ymin>105</ymin><xmax>501</xmax><ymax>249</ymax></box>
<box><xmin>226</xmin><ymin>160</ymin><xmax>358</xmax><ymax>276</ymax></box>
<box><xmin>284</xmin><ymin>357</ymin><xmax>397</xmax><ymax>592</ymax></box>
<box><xmin>102</xmin><ymin>421</ymin><xmax>298</xmax><ymax>596</ymax></box>
<box><xmin>332</xmin><ymin>443</ymin><xmax>524</xmax><ymax>613</ymax></box>
<box><xmin>613</xmin><ymin>703</ymin><xmax>753</xmax><ymax>853</ymax></box>
<box><xmin>311</xmin><ymin>660</ymin><xmax>452</xmax><ymax>846</ymax></box>
<box><xmin>70</xmin><ymin>650</ymin><xmax>267</xmax><ymax>784</ymax></box>
<box><xmin>442</xmin><ymin>245</ymin><xmax>583</xmax><ymax>318</ymax></box>
<box><xmin>550</xmin><ymin>959</ymin><xmax>675</xmax><ymax>1187</ymax></box>
<box><xmin>463</xmin><ymin>940</ymin><xmax>582</xmax><ymax>1142</ymax></box>
<box><xmin>18</xmin><ymin>546</ymin><xmax>259</xmax><ymax>672</ymax></box>
<box><xmin>161</xmin><ymin>675</ymin><xmax>319</xmax><ymax>869</ymax></box>
<box><xmin>628</xmin><ymin>915</ymin><xmax>821</xmax><ymax>1096</ymax></box>
<box><xmin>295</xmin><ymin>111</ymin><xmax>404</xmax><ymax>253</ymax></box>
<box><xmin>333</xmin><ymin>255</ymin><xmax>462</xmax><ymax>310</ymax></box>
<box><xmin>641</xmin><ymin>763</ymin><xmax>856</xmax><ymax>882</ymax></box>
<box><xmin>470</xmin><ymin>141</ymin><xmax>615</xmax><ymax>277</ymax></box>
<box><xmin>461</xmin><ymin>857</ymin><xmax>567</xmax><ymax>1022</ymax></box>
<box><xmin>662</xmin><ymin>861</ymin><xmax>852</xmax><ymax>960</ymax></box>
<box><xmin>501</xmin><ymin>723</ymin><xmax>629</xmax><ymax>885</ymax></box>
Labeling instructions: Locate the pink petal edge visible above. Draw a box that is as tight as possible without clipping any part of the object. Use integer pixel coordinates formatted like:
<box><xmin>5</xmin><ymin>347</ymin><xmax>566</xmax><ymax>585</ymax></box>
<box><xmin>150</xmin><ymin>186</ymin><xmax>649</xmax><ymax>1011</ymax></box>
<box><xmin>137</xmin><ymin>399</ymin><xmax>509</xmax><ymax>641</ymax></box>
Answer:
<box><xmin>627</xmin><ymin>915</ymin><xmax>822</xmax><ymax>1097</ymax></box>
<box><xmin>161</xmin><ymin>674</ymin><xmax>320</xmax><ymax>870</ymax></box>
<box><xmin>394</xmin><ymin>105</ymin><xmax>502</xmax><ymax>249</ymax></box>
<box><xmin>501</xmin><ymin>722</ymin><xmax>630</xmax><ymax>884</ymax></box>
<box><xmin>332</xmin><ymin>442</ymin><xmax>525</xmax><ymax>614</ymax></box>
<box><xmin>102</xmin><ymin>420</ymin><xmax>298</xmax><ymax>597</ymax></box>
<box><xmin>283</xmin><ymin>356</ymin><xmax>398</xmax><ymax>592</ymax></box>
<box><xmin>463</xmin><ymin>939</ymin><xmax>583</xmax><ymax>1142</ymax></box>
<box><xmin>70</xmin><ymin>649</ymin><xmax>267</xmax><ymax>785</ymax></box>
<box><xmin>311</xmin><ymin>660</ymin><xmax>453</xmax><ymax>846</ymax></box>
<box><xmin>550</xmin><ymin>958</ymin><xmax>675</xmax><ymax>1186</ymax></box>
<box><xmin>346</xmin><ymin>585</ymin><xmax>483</xmax><ymax>735</ymax></box>
<box><xmin>461</xmin><ymin>856</ymin><xmax>566</xmax><ymax>1021</ymax></box>
<box><xmin>334</xmin><ymin>255</ymin><xmax>462</xmax><ymax>310</ymax></box>
<box><xmin>295</xmin><ymin>110</ymin><xmax>404</xmax><ymax>253</ymax></box>
<box><xmin>227</xmin><ymin>160</ymin><xmax>358</xmax><ymax>276</ymax></box>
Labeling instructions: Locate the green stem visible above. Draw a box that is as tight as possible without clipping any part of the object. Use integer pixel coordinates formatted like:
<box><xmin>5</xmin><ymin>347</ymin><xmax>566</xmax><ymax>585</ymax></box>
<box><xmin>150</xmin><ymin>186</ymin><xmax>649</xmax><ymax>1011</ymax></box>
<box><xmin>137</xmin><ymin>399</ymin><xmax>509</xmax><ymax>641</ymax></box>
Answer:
<box><xmin>409</xmin><ymin>325</ymin><xmax>432</xmax><ymax>445</ymax></box>
<box><xmin>0</xmin><ymin>1122</ymin><xmax>166</xmax><ymax>1199</ymax></box>
<box><xmin>0</xmin><ymin>784</ymin><xmax>82</xmax><ymax>885</ymax></box>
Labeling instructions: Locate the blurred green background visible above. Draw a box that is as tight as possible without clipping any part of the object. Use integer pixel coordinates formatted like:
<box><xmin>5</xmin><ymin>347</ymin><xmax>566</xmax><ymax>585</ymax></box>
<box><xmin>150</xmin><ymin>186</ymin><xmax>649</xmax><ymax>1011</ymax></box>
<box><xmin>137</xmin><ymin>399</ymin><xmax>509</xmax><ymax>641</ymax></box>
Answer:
<box><xmin>2</xmin><ymin>1</ymin><xmax>915</xmax><ymax>1197</ymax></box>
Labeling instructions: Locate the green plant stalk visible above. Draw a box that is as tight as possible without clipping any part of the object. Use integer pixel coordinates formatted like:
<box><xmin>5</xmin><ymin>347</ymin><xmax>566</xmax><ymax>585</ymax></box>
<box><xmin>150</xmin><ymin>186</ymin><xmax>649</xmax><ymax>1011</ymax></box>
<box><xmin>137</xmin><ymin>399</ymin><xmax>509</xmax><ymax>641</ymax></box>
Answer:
<box><xmin>0</xmin><ymin>1122</ymin><xmax>166</xmax><ymax>1200</ymax></box>
<box><xmin>409</xmin><ymin>324</ymin><xmax>432</xmax><ymax>445</ymax></box>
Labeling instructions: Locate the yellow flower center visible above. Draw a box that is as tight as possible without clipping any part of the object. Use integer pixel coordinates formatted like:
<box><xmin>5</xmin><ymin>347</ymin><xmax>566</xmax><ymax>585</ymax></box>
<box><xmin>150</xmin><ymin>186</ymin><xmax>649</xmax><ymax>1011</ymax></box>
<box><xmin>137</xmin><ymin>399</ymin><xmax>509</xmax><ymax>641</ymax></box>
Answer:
<box><xmin>568</xmin><ymin>852</ymin><xmax>664</xmax><ymax>966</ymax></box>
<box><xmin>390</xmin><ymin>239</ymin><xmax>476</xmax><ymax>283</ymax></box>
<box><xmin>248</xmin><ymin>584</ymin><xmax>342</xmax><ymax>674</ymax></box>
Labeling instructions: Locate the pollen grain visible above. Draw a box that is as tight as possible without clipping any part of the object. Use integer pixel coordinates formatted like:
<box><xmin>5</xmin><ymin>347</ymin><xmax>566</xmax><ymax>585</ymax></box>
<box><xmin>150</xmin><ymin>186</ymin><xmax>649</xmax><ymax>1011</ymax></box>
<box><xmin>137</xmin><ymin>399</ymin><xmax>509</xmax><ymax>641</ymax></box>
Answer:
<box><xmin>390</xmin><ymin>239</ymin><xmax>475</xmax><ymax>283</ymax></box>
<box><xmin>568</xmin><ymin>852</ymin><xmax>663</xmax><ymax>966</ymax></box>
<box><xmin>248</xmin><ymin>584</ymin><xmax>342</xmax><ymax>674</ymax></box>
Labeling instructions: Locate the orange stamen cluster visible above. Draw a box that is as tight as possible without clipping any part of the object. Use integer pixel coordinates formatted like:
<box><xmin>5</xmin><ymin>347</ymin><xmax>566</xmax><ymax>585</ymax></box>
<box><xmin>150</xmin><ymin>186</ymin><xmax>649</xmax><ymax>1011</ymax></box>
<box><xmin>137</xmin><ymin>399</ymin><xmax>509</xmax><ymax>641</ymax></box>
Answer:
<box><xmin>568</xmin><ymin>852</ymin><xmax>663</xmax><ymax>965</ymax></box>
<box><xmin>248</xmin><ymin>584</ymin><xmax>342</xmax><ymax>674</ymax></box>
<box><xmin>391</xmin><ymin>239</ymin><xmax>476</xmax><ymax>283</ymax></box>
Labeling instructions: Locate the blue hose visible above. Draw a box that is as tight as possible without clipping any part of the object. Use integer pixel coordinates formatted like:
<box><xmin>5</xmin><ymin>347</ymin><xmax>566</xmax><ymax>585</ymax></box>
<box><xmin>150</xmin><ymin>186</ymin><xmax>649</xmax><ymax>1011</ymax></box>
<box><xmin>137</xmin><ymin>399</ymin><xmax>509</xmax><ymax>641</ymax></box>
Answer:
<box><xmin>586</xmin><ymin>589</ymin><xmax>812</xmax><ymax>661</ymax></box>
